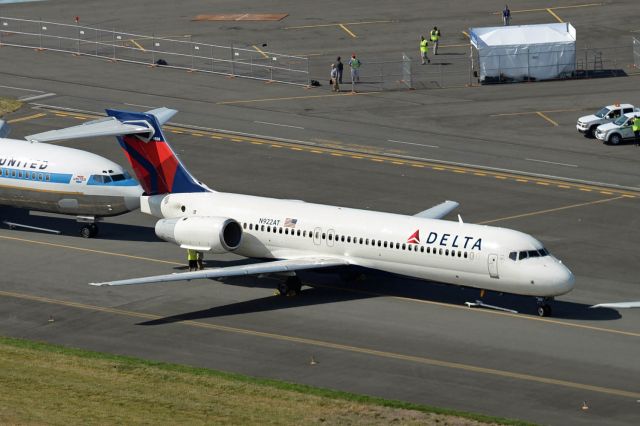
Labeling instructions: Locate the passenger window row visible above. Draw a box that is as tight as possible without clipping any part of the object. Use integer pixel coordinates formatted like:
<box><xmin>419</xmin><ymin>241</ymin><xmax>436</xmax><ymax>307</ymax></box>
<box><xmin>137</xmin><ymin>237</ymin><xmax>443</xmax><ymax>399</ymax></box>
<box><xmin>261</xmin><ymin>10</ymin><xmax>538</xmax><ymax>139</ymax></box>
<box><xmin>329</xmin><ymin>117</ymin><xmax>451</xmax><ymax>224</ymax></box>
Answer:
<box><xmin>1</xmin><ymin>168</ymin><xmax>50</xmax><ymax>181</ymax></box>
<box><xmin>242</xmin><ymin>222</ymin><xmax>473</xmax><ymax>259</ymax></box>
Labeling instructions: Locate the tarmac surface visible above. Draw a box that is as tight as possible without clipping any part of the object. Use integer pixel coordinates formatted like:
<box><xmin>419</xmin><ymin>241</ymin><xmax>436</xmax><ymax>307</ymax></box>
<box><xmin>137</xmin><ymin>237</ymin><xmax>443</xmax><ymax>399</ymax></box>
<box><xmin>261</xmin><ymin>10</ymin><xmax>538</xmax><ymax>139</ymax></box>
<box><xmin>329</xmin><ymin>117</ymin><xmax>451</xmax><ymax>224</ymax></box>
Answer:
<box><xmin>1</xmin><ymin>1</ymin><xmax>639</xmax><ymax>425</ymax></box>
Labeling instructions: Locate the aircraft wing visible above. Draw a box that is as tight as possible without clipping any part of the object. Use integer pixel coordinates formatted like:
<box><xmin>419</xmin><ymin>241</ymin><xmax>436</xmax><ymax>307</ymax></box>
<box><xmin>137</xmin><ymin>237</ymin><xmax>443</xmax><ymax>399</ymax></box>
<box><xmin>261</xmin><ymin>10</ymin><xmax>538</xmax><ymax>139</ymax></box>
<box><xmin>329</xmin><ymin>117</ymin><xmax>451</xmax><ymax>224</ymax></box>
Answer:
<box><xmin>25</xmin><ymin>107</ymin><xmax>177</xmax><ymax>142</ymax></box>
<box><xmin>590</xmin><ymin>301</ymin><xmax>640</xmax><ymax>309</ymax></box>
<box><xmin>90</xmin><ymin>256</ymin><xmax>350</xmax><ymax>287</ymax></box>
<box><xmin>414</xmin><ymin>200</ymin><xmax>459</xmax><ymax>219</ymax></box>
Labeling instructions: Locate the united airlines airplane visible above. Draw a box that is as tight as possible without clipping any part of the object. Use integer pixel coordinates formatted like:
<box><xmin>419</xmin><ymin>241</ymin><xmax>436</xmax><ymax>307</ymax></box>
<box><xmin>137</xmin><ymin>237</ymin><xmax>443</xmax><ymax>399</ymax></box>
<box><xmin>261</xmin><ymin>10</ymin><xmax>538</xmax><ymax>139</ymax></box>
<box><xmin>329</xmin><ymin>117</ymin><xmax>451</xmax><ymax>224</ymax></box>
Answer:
<box><xmin>28</xmin><ymin>108</ymin><xmax>575</xmax><ymax>316</ymax></box>
<box><xmin>1</xmin><ymin>119</ymin><xmax>142</xmax><ymax>237</ymax></box>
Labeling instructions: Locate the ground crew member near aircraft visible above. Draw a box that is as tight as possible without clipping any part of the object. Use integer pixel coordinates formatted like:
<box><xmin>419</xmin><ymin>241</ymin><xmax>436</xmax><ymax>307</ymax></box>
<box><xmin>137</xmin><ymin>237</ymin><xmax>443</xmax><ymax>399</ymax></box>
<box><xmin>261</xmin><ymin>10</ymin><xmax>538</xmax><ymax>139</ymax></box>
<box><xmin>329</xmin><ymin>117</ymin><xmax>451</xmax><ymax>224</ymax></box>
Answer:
<box><xmin>349</xmin><ymin>54</ymin><xmax>361</xmax><ymax>92</ymax></box>
<box><xmin>430</xmin><ymin>27</ymin><xmax>441</xmax><ymax>55</ymax></box>
<box><xmin>196</xmin><ymin>250</ymin><xmax>204</xmax><ymax>270</ymax></box>
<box><xmin>632</xmin><ymin>116</ymin><xmax>640</xmax><ymax>144</ymax></box>
<box><xmin>187</xmin><ymin>249</ymin><xmax>198</xmax><ymax>272</ymax></box>
<box><xmin>420</xmin><ymin>36</ymin><xmax>429</xmax><ymax>64</ymax></box>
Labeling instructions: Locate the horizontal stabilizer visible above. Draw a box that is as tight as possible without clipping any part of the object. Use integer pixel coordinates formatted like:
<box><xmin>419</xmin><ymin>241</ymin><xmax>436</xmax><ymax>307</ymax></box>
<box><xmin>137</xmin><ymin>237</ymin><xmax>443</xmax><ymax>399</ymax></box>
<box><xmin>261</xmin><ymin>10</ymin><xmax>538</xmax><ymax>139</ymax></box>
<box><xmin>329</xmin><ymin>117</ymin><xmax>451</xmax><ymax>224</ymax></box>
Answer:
<box><xmin>24</xmin><ymin>107</ymin><xmax>177</xmax><ymax>142</ymax></box>
<box><xmin>90</xmin><ymin>257</ymin><xmax>350</xmax><ymax>286</ymax></box>
<box><xmin>25</xmin><ymin>117</ymin><xmax>151</xmax><ymax>142</ymax></box>
<box><xmin>146</xmin><ymin>107</ymin><xmax>177</xmax><ymax>125</ymax></box>
<box><xmin>414</xmin><ymin>200</ymin><xmax>459</xmax><ymax>219</ymax></box>
<box><xmin>590</xmin><ymin>301</ymin><xmax>640</xmax><ymax>309</ymax></box>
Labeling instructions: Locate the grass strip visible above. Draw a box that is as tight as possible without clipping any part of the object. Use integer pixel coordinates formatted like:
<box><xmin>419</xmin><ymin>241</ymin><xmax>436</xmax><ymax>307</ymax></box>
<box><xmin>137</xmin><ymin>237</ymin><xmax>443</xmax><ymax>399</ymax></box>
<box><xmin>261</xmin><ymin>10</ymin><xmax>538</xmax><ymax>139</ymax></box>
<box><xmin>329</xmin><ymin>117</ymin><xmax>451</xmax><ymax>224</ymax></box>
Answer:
<box><xmin>0</xmin><ymin>97</ymin><xmax>22</xmax><ymax>116</ymax></box>
<box><xmin>0</xmin><ymin>336</ymin><xmax>533</xmax><ymax>425</ymax></box>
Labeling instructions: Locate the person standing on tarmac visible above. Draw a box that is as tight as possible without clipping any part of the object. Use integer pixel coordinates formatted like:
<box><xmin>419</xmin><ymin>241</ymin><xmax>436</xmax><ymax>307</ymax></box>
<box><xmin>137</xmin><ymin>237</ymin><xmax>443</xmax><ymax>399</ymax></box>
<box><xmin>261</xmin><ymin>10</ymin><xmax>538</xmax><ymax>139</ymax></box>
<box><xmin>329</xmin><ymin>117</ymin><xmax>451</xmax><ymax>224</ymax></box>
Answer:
<box><xmin>330</xmin><ymin>63</ymin><xmax>340</xmax><ymax>92</ymax></box>
<box><xmin>187</xmin><ymin>249</ymin><xmax>198</xmax><ymax>272</ymax></box>
<box><xmin>420</xmin><ymin>36</ymin><xmax>429</xmax><ymax>64</ymax></box>
<box><xmin>502</xmin><ymin>5</ymin><xmax>511</xmax><ymax>26</ymax></box>
<box><xmin>349</xmin><ymin>54</ymin><xmax>361</xmax><ymax>85</ymax></box>
<box><xmin>196</xmin><ymin>250</ymin><xmax>204</xmax><ymax>270</ymax></box>
<box><xmin>430</xmin><ymin>27</ymin><xmax>441</xmax><ymax>55</ymax></box>
<box><xmin>336</xmin><ymin>56</ymin><xmax>344</xmax><ymax>84</ymax></box>
<box><xmin>632</xmin><ymin>116</ymin><xmax>640</xmax><ymax>145</ymax></box>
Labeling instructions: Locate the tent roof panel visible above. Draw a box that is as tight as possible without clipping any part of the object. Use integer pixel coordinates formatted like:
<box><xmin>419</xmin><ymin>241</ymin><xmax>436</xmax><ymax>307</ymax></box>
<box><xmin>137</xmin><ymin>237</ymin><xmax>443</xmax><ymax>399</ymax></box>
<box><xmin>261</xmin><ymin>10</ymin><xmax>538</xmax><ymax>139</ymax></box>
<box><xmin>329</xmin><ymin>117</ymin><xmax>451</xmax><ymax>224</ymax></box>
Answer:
<box><xmin>470</xmin><ymin>23</ymin><xmax>576</xmax><ymax>48</ymax></box>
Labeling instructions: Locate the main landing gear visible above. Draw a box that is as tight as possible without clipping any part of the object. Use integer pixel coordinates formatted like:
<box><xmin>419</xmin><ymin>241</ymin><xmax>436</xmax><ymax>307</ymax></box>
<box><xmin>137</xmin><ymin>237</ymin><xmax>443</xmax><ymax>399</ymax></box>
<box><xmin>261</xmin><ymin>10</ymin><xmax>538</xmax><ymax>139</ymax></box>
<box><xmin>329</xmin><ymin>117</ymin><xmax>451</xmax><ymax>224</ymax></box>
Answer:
<box><xmin>277</xmin><ymin>275</ymin><xmax>303</xmax><ymax>297</ymax></box>
<box><xmin>80</xmin><ymin>223</ymin><xmax>99</xmax><ymax>238</ymax></box>
<box><xmin>536</xmin><ymin>297</ymin><xmax>553</xmax><ymax>317</ymax></box>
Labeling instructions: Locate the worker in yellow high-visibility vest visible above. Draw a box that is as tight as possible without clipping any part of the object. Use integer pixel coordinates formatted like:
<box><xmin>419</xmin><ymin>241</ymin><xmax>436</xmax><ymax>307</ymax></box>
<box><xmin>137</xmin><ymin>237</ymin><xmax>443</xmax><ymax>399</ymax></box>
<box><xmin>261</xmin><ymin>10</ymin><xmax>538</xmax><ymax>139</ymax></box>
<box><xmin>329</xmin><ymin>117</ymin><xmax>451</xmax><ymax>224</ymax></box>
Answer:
<box><xmin>187</xmin><ymin>249</ymin><xmax>198</xmax><ymax>271</ymax></box>
<box><xmin>430</xmin><ymin>26</ymin><xmax>441</xmax><ymax>55</ymax></box>
<box><xmin>420</xmin><ymin>36</ymin><xmax>429</xmax><ymax>65</ymax></box>
<box><xmin>632</xmin><ymin>116</ymin><xmax>640</xmax><ymax>144</ymax></box>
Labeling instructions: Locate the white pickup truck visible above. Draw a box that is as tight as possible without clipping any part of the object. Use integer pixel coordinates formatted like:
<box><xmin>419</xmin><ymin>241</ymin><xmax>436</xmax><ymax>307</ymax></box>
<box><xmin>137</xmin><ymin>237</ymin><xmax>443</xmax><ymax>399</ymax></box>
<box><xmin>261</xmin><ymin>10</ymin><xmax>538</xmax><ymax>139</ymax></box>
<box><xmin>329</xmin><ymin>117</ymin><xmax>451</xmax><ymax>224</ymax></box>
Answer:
<box><xmin>594</xmin><ymin>112</ymin><xmax>640</xmax><ymax>145</ymax></box>
<box><xmin>576</xmin><ymin>104</ymin><xmax>638</xmax><ymax>137</ymax></box>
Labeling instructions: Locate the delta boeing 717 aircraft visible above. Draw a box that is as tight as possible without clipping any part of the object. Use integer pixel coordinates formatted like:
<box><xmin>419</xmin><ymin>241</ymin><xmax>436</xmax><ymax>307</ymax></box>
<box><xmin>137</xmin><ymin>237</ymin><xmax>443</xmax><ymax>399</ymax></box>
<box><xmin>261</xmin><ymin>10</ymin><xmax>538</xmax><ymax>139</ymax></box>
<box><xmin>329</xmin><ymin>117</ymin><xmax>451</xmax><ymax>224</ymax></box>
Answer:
<box><xmin>28</xmin><ymin>108</ymin><xmax>575</xmax><ymax>316</ymax></box>
<box><xmin>0</xmin><ymin>118</ymin><xmax>142</xmax><ymax>237</ymax></box>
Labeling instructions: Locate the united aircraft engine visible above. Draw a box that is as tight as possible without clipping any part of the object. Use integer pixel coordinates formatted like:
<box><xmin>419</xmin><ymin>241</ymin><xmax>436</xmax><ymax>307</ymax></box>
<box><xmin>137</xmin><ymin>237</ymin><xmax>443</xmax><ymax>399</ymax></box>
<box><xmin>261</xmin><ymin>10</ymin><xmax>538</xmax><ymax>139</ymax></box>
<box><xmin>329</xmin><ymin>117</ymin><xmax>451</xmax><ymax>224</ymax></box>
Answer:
<box><xmin>155</xmin><ymin>216</ymin><xmax>243</xmax><ymax>253</ymax></box>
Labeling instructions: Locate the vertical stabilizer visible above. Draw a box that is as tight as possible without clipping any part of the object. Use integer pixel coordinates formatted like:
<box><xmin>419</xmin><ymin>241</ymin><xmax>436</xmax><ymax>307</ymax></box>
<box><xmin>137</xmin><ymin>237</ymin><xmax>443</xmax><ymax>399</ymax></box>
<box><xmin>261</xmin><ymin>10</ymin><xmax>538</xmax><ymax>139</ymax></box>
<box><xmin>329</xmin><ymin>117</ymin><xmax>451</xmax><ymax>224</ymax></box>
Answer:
<box><xmin>106</xmin><ymin>109</ymin><xmax>210</xmax><ymax>195</ymax></box>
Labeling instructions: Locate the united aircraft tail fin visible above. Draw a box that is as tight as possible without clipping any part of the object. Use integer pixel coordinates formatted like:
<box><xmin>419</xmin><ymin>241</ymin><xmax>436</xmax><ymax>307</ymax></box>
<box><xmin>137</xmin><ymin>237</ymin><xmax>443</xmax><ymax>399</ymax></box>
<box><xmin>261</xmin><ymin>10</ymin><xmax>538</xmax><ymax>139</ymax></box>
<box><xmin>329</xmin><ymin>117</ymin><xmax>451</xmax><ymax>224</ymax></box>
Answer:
<box><xmin>26</xmin><ymin>108</ymin><xmax>210</xmax><ymax>195</ymax></box>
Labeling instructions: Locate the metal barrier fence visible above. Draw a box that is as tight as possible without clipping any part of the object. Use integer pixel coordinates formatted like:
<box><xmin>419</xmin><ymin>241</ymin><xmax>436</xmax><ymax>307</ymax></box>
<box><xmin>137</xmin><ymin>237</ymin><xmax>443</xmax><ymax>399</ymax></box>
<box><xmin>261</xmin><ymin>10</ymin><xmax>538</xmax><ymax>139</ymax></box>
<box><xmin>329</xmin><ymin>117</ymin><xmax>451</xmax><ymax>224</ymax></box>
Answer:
<box><xmin>634</xmin><ymin>37</ymin><xmax>640</xmax><ymax>69</ymax></box>
<box><xmin>0</xmin><ymin>16</ymin><xmax>310</xmax><ymax>86</ymax></box>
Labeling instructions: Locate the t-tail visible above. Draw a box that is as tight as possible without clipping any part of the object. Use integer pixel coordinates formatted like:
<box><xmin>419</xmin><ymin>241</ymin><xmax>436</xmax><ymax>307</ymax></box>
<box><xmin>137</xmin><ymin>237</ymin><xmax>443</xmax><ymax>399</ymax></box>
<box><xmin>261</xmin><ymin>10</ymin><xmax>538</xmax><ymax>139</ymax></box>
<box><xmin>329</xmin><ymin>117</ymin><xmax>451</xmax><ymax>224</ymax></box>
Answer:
<box><xmin>106</xmin><ymin>109</ymin><xmax>210</xmax><ymax>195</ymax></box>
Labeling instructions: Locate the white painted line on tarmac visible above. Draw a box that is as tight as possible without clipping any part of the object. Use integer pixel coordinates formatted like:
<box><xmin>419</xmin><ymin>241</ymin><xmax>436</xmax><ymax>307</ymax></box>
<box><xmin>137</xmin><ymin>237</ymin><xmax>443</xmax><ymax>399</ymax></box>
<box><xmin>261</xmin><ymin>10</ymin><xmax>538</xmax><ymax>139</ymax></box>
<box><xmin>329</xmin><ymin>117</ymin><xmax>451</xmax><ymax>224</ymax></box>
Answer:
<box><xmin>526</xmin><ymin>158</ymin><xmax>578</xmax><ymax>168</ymax></box>
<box><xmin>0</xmin><ymin>85</ymin><xmax>44</xmax><ymax>93</ymax></box>
<box><xmin>124</xmin><ymin>102</ymin><xmax>160</xmax><ymax>109</ymax></box>
<box><xmin>254</xmin><ymin>121</ymin><xmax>305</xmax><ymax>130</ymax></box>
<box><xmin>388</xmin><ymin>139</ymin><xmax>439</xmax><ymax>148</ymax></box>
<box><xmin>19</xmin><ymin>92</ymin><xmax>56</xmax><ymax>102</ymax></box>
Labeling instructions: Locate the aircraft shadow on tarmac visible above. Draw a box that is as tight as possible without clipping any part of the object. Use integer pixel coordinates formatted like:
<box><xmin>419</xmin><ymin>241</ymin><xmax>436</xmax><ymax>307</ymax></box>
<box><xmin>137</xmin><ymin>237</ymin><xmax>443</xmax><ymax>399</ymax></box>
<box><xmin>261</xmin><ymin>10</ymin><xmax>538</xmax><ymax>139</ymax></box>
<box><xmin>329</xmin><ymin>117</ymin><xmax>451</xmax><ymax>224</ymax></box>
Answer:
<box><xmin>139</xmin><ymin>265</ymin><xmax>620</xmax><ymax>325</ymax></box>
<box><xmin>1</xmin><ymin>207</ymin><xmax>157</xmax><ymax>242</ymax></box>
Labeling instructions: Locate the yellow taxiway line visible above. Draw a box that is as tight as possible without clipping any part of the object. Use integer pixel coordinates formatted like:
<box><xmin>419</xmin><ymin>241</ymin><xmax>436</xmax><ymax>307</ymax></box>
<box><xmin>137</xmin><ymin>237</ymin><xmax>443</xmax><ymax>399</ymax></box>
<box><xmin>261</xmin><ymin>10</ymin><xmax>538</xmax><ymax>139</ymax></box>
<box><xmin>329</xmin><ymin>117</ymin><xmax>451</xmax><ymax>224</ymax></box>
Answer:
<box><xmin>284</xmin><ymin>20</ymin><xmax>394</xmax><ymax>30</ymax></box>
<box><xmin>30</xmin><ymin>108</ymin><xmax>640</xmax><ymax>199</ymax></box>
<box><xmin>129</xmin><ymin>39</ymin><xmax>146</xmax><ymax>52</ymax></box>
<box><xmin>546</xmin><ymin>8</ymin><xmax>564</xmax><ymax>23</ymax></box>
<box><xmin>252</xmin><ymin>44</ymin><xmax>269</xmax><ymax>59</ymax></box>
<box><xmin>495</xmin><ymin>3</ymin><xmax>602</xmax><ymax>14</ymax></box>
<box><xmin>338</xmin><ymin>23</ymin><xmax>357</xmax><ymax>38</ymax></box>
<box><xmin>479</xmin><ymin>196</ymin><xmax>628</xmax><ymax>225</ymax></box>
<box><xmin>7</xmin><ymin>112</ymin><xmax>47</xmax><ymax>123</ymax></box>
<box><xmin>536</xmin><ymin>111</ymin><xmax>560</xmax><ymax>126</ymax></box>
<box><xmin>1</xmin><ymin>288</ymin><xmax>638</xmax><ymax>400</ymax></box>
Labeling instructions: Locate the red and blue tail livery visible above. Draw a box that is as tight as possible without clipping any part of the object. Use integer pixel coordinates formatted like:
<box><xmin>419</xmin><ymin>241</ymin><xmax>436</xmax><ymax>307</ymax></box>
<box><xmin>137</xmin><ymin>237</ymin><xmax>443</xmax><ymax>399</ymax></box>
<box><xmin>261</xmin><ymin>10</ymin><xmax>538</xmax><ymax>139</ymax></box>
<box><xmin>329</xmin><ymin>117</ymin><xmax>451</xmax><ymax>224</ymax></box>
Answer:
<box><xmin>106</xmin><ymin>109</ymin><xmax>209</xmax><ymax>195</ymax></box>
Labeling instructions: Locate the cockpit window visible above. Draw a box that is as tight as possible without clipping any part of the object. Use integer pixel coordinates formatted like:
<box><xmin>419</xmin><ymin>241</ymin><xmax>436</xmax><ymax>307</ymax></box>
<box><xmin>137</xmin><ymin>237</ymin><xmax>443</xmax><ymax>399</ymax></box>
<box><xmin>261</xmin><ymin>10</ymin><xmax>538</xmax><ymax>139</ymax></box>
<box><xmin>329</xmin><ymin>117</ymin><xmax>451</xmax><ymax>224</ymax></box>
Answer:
<box><xmin>88</xmin><ymin>174</ymin><xmax>113</xmax><ymax>184</ymax></box>
<box><xmin>111</xmin><ymin>174</ymin><xmax>125</xmax><ymax>182</ymax></box>
<box><xmin>511</xmin><ymin>248</ymin><xmax>549</xmax><ymax>261</ymax></box>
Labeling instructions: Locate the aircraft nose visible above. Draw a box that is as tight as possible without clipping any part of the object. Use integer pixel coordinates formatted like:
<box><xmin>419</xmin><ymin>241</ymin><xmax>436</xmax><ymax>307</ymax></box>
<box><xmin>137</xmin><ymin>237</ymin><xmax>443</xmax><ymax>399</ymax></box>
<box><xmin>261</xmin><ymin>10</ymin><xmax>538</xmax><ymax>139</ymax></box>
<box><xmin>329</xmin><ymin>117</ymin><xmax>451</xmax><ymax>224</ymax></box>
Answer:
<box><xmin>551</xmin><ymin>261</ymin><xmax>575</xmax><ymax>295</ymax></box>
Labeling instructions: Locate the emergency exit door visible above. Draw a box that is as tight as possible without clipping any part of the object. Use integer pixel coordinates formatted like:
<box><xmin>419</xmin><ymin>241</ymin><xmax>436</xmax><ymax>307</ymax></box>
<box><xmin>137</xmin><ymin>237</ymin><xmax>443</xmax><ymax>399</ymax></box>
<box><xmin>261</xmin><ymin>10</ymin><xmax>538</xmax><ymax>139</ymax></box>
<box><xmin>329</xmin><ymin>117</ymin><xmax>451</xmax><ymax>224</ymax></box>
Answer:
<box><xmin>488</xmin><ymin>254</ymin><xmax>499</xmax><ymax>278</ymax></box>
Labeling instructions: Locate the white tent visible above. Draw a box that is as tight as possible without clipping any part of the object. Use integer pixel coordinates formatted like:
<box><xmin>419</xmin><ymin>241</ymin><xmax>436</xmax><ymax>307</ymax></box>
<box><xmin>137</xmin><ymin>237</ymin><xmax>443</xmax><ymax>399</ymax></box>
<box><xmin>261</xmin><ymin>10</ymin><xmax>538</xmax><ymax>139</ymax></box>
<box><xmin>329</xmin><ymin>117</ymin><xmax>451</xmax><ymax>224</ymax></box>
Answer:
<box><xmin>470</xmin><ymin>23</ymin><xmax>576</xmax><ymax>83</ymax></box>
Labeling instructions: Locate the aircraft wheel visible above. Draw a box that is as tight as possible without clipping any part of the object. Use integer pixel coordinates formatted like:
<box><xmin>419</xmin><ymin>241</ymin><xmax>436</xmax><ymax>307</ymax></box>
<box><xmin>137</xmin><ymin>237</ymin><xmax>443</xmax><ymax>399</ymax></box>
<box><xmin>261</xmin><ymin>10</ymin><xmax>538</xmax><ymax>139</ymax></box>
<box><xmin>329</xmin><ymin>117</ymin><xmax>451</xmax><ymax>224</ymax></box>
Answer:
<box><xmin>80</xmin><ymin>226</ymin><xmax>92</xmax><ymax>238</ymax></box>
<box><xmin>537</xmin><ymin>304</ymin><xmax>552</xmax><ymax>317</ymax></box>
<box><xmin>80</xmin><ymin>224</ymin><xmax>99</xmax><ymax>238</ymax></box>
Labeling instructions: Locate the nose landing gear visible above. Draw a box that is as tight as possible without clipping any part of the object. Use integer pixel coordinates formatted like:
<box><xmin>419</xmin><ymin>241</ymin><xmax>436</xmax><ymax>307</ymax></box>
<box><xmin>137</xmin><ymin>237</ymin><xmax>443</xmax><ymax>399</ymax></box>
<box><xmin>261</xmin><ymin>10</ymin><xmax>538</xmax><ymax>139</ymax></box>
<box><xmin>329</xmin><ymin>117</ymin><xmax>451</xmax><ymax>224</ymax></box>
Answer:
<box><xmin>536</xmin><ymin>297</ymin><xmax>553</xmax><ymax>317</ymax></box>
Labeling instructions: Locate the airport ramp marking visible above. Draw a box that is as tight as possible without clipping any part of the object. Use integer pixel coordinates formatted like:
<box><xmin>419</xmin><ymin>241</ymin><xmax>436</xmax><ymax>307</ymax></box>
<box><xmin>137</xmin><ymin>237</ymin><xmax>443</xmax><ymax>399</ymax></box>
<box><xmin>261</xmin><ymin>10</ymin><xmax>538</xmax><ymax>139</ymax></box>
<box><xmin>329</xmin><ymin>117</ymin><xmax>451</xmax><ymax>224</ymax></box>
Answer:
<box><xmin>7</xmin><ymin>113</ymin><xmax>47</xmax><ymax>123</ymax></box>
<box><xmin>1</xmin><ymin>288</ymin><xmax>639</xmax><ymax>400</ymax></box>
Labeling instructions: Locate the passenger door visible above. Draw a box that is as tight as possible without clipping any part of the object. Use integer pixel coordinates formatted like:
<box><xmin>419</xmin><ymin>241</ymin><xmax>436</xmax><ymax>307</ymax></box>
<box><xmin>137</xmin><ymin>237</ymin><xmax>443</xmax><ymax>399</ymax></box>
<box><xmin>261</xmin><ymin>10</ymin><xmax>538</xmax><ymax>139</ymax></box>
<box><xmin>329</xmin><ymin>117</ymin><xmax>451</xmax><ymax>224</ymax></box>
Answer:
<box><xmin>313</xmin><ymin>227</ymin><xmax>322</xmax><ymax>246</ymax></box>
<box><xmin>487</xmin><ymin>254</ymin><xmax>499</xmax><ymax>278</ymax></box>
<box><xmin>326</xmin><ymin>229</ymin><xmax>335</xmax><ymax>247</ymax></box>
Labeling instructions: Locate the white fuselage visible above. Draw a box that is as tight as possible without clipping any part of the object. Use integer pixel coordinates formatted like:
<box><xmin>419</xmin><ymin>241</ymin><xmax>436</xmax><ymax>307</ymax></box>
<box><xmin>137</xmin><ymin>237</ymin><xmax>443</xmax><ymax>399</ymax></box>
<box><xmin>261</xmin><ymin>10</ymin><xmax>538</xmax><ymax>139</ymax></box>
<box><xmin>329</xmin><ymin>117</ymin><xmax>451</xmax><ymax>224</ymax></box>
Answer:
<box><xmin>0</xmin><ymin>139</ymin><xmax>142</xmax><ymax>216</ymax></box>
<box><xmin>143</xmin><ymin>192</ymin><xmax>575</xmax><ymax>297</ymax></box>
